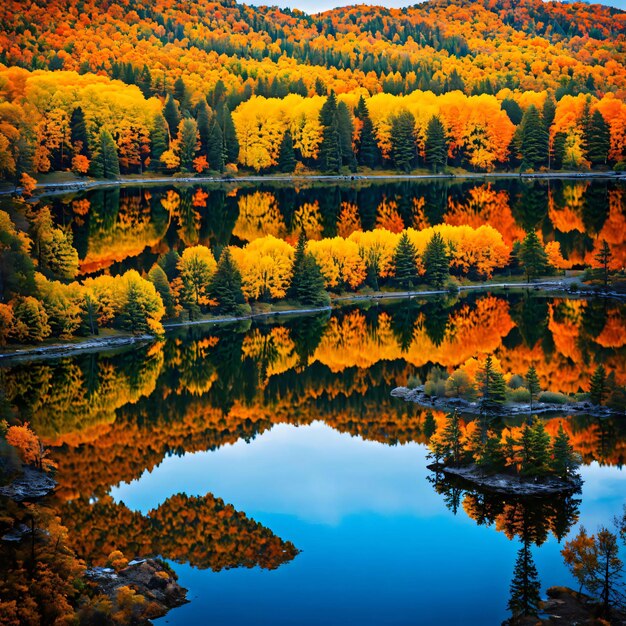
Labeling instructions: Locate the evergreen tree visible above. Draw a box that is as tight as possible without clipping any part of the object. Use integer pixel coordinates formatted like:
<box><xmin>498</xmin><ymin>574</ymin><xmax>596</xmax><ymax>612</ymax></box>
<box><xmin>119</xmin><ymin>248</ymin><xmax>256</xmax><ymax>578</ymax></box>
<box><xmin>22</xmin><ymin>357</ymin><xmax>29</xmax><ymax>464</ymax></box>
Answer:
<box><xmin>70</xmin><ymin>106</ymin><xmax>90</xmax><ymax>158</ymax></box>
<box><xmin>519</xmin><ymin>230</ymin><xmax>548</xmax><ymax>282</ymax></box>
<box><xmin>289</xmin><ymin>231</ymin><xmax>329</xmax><ymax>306</ymax></box>
<box><xmin>150</xmin><ymin>112</ymin><xmax>169</xmax><ymax>170</ymax></box>
<box><xmin>90</xmin><ymin>129</ymin><xmax>120</xmax><ymax>179</ymax></box>
<box><xmin>552</xmin><ymin>132</ymin><xmax>567</xmax><ymax>170</ymax></box>
<box><xmin>138</xmin><ymin>64</ymin><xmax>152</xmax><ymax>97</ymax></box>
<box><xmin>220</xmin><ymin>104</ymin><xmax>239</xmax><ymax>164</ymax></box>
<box><xmin>519</xmin><ymin>105</ymin><xmax>548</xmax><ymax>170</ymax></box>
<box><xmin>585</xmin><ymin>110</ymin><xmax>610</xmax><ymax>165</ymax></box>
<box><xmin>478</xmin><ymin>355</ymin><xmax>506</xmax><ymax>418</ymax></box>
<box><xmin>177</xmin><ymin>118</ymin><xmax>199</xmax><ymax>172</ymax></box>
<box><xmin>477</xmin><ymin>431</ymin><xmax>506</xmax><ymax>472</ymax></box>
<box><xmin>163</xmin><ymin>94</ymin><xmax>181</xmax><ymax>139</ymax></box>
<box><xmin>207</xmin><ymin>119</ymin><xmax>224</xmax><ymax>172</ymax></box>
<box><xmin>393</xmin><ymin>231</ymin><xmax>419</xmax><ymax>289</ymax></box>
<box><xmin>550</xmin><ymin>424</ymin><xmax>579</xmax><ymax>479</ymax></box>
<box><xmin>423</xmin><ymin>231</ymin><xmax>450</xmax><ymax>289</ymax></box>
<box><xmin>525</xmin><ymin>365</ymin><xmax>541</xmax><ymax>415</ymax></box>
<box><xmin>195</xmin><ymin>99</ymin><xmax>212</xmax><ymax>156</ymax></box>
<box><xmin>589</xmin><ymin>363</ymin><xmax>608</xmax><ymax>406</ymax></box>
<box><xmin>209</xmin><ymin>248</ymin><xmax>247</xmax><ymax>315</ymax></box>
<box><xmin>390</xmin><ymin>110</ymin><xmax>416</xmax><ymax>172</ymax></box>
<box><xmin>355</xmin><ymin>96</ymin><xmax>381</xmax><ymax>168</ymax></box>
<box><xmin>173</xmin><ymin>76</ymin><xmax>191</xmax><ymax>114</ymax></box>
<box><xmin>157</xmin><ymin>249</ymin><xmax>181</xmax><ymax>281</ymax></box>
<box><xmin>148</xmin><ymin>263</ymin><xmax>175</xmax><ymax>318</ymax></box>
<box><xmin>440</xmin><ymin>410</ymin><xmax>463</xmax><ymax>466</ymax></box>
<box><xmin>318</xmin><ymin>91</ymin><xmax>341</xmax><ymax>172</ymax></box>
<box><xmin>423</xmin><ymin>410</ymin><xmax>437</xmax><ymax>440</ymax></box>
<box><xmin>507</xmin><ymin>543</ymin><xmax>541</xmax><ymax>618</ymax></box>
<box><xmin>425</xmin><ymin>115</ymin><xmax>447</xmax><ymax>173</ymax></box>
<box><xmin>336</xmin><ymin>101</ymin><xmax>356</xmax><ymax>171</ymax></box>
<box><xmin>278</xmin><ymin>129</ymin><xmax>296</xmax><ymax>173</ymax></box>
<box><xmin>594</xmin><ymin>239</ymin><xmax>612</xmax><ymax>289</ymax></box>
<box><xmin>542</xmin><ymin>94</ymin><xmax>557</xmax><ymax>131</ymax></box>
<box><xmin>524</xmin><ymin>417</ymin><xmax>551</xmax><ymax>476</ymax></box>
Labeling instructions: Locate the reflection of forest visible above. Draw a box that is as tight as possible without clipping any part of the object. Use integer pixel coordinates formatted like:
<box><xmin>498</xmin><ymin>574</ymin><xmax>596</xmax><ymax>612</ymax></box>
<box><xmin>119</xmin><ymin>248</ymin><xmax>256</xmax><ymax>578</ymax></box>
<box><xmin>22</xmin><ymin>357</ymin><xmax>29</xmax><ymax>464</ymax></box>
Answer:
<box><xmin>49</xmin><ymin>179</ymin><xmax>626</xmax><ymax>277</ymax></box>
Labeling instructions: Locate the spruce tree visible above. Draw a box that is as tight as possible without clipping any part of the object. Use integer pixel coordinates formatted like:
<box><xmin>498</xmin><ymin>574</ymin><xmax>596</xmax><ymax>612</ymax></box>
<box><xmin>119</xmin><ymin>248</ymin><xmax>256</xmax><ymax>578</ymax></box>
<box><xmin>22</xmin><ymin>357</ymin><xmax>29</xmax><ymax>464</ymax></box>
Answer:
<box><xmin>507</xmin><ymin>543</ymin><xmax>541</xmax><ymax>618</ymax></box>
<box><xmin>289</xmin><ymin>231</ymin><xmax>329</xmax><ymax>306</ymax></box>
<box><xmin>519</xmin><ymin>230</ymin><xmax>548</xmax><ymax>282</ymax></box>
<box><xmin>585</xmin><ymin>110</ymin><xmax>610</xmax><ymax>166</ymax></box>
<box><xmin>150</xmin><ymin>113</ymin><xmax>169</xmax><ymax>170</ymax></box>
<box><xmin>393</xmin><ymin>231</ymin><xmax>419</xmax><ymax>289</ymax></box>
<box><xmin>423</xmin><ymin>410</ymin><xmax>437</xmax><ymax>440</ymax></box>
<box><xmin>391</xmin><ymin>110</ymin><xmax>416</xmax><ymax>172</ymax></box>
<box><xmin>220</xmin><ymin>104</ymin><xmax>239</xmax><ymax>164</ymax></box>
<box><xmin>207</xmin><ymin>119</ymin><xmax>224</xmax><ymax>172</ymax></box>
<box><xmin>355</xmin><ymin>96</ymin><xmax>381</xmax><ymax>168</ymax></box>
<box><xmin>173</xmin><ymin>76</ymin><xmax>191</xmax><ymax>114</ymax></box>
<box><xmin>525</xmin><ymin>417</ymin><xmax>551</xmax><ymax>476</ymax></box>
<box><xmin>594</xmin><ymin>239</ymin><xmax>612</xmax><ymax>289</ymax></box>
<box><xmin>318</xmin><ymin>91</ymin><xmax>341</xmax><ymax>172</ymax></box>
<box><xmin>440</xmin><ymin>410</ymin><xmax>463</xmax><ymax>466</ymax></box>
<box><xmin>552</xmin><ymin>132</ymin><xmax>567</xmax><ymax>170</ymax></box>
<box><xmin>425</xmin><ymin>115</ymin><xmax>447</xmax><ymax>173</ymax></box>
<box><xmin>195</xmin><ymin>99</ymin><xmax>212</xmax><ymax>156</ymax></box>
<box><xmin>478</xmin><ymin>355</ymin><xmax>506</xmax><ymax>418</ymax></box>
<box><xmin>477</xmin><ymin>431</ymin><xmax>506</xmax><ymax>472</ymax></box>
<box><xmin>550</xmin><ymin>424</ymin><xmax>578</xmax><ymax>479</ymax></box>
<box><xmin>423</xmin><ymin>231</ymin><xmax>450</xmax><ymax>289</ymax></box>
<box><xmin>519</xmin><ymin>105</ymin><xmax>548</xmax><ymax>170</ymax></box>
<box><xmin>336</xmin><ymin>101</ymin><xmax>356</xmax><ymax>171</ymax></box>
<box><xmin>278</xmin><ymin>129</ymin><xmax>296</xmax><ymax>173</ymax></box>
<box><xmin>589</xmin><ymin>364</ymin><xmax>608</xmax><ymax>406</ymax></box>
<box><xmin>177</xmin><ymin>118</ymin><xmax>199</xmax><ymax>172</ymax></box>
<box><xmin>138</xmin><ymin>64</ymin><xmax>152</xmax><ymax>97</ymax></box>
<box><xmin>163</xmin><ymin>94</ymin><xmax>181</xmax><ymax>139</ymax></box>
<box><xmin>148</xmin><ymin>263</ymin><xmax>175</xmax><ymax>318</ymax></box>
<box><xmin>209</xmin><ymin>248</ymin><xmax>246</xmax><ymax>315</ymax></box>
<box><xmin>542</xmin><ymin>95</ymin><xmax>557</xmax><ymax>132</ymax></box>
<box><xmin>525</xmin><ymin>365</ymin><xmax>541</xmax><ymax>415</ymax></box>
<box><xmin>91</xmin><ymin>129</ymin><xmax>120</xmax><ymax>179</ymax></box>
<box><xmin>70</xmin><ymin>106</ymin><xmax>90</xmax><ymax>158</ymax></box>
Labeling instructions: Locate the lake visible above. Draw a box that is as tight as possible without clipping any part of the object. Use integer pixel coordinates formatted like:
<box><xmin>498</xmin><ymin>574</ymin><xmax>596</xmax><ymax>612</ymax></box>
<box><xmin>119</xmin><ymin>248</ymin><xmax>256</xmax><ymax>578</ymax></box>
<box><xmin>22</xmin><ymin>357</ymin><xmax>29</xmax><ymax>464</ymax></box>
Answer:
<box><xmin>1</xmin><ymin>291</ymin><xmax>624</xmax><ymax>624</ymax></box>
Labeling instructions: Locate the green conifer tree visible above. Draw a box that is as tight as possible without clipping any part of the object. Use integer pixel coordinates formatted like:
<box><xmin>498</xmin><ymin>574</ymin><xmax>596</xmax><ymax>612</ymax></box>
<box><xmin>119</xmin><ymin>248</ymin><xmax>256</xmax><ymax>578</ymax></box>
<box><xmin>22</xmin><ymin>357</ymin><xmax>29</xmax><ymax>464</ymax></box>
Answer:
<box><xmin>207</xmin><ymin>119</ymin><xmax>225</xmax><ymax>172</ymax></box>
<box><xmin>70</xmin><ymin>106</ymin><xmax>90</xmax><ymax>158</ymax></box>
<box><xmin>336</xmin><ymin>101</ymin><xmax>356</xmax><ymax>171</ymax></box>
<box><xmin>163</xmin><ymin>94</ymin><xmax>181</xmax><ymax>139</ymax></box>
<box><xmin>148</xmin><ymin>263</ymin><xmax>175</xmax><ymax>318</ymax></box>
<box><xmin>177</xmin><ymin>118</ymin><xmax>199</xmax><ymax>172</ymax></box>
<box><xmin>195</xmin><ymin>99</ymin><xmax>212</xmax><ymax>156</ymax></box>
<box><xmin>440</xmin><ymin>410</ymin><xmax>463</xmax><ymax>466</ymax></box>
<box><xmin>589</xmin><ymin>363</ymin><xmax>608</xmax><ymax>406</ymax></box>
<box><xmin>594</xmin><ymin>239</ymin><xmax>612</xmax><ymax>289</ymax></box>
<box><xmin>318</xmin><ymin>91</ymin><xmax>341</xmax><ymax>172</ymax></box>
<box><xmin>519</xmin><ymin>105</ymin><xmax>548</xmax><ymax>170</ymax></box>
<box><xmin>278</xmin><ymin>129</ymin><xmax>296</xmax><ymax>173</ymax></box>
<box><xmin>525</xmin><ymin>365</ymin><xmax>541</xmax><ymax>415</ymax></box>
<box><xmin>519</xmin><ymin>230</ymin><xmax>548</xmax><ymax>282</ymax></box>
<box><xmin>423</xmin><ymin>410</ymin><xmax>437</xmax><ymax>440</ymax></box>
<box><xmin>393</xmin><ymin>231</ymin><xmax>419</xmax><ymax>289</ymax></box>
<box><xmin>507</xmin><ymin>543</ymin><xmax>541</xmax><ymax>618</ymax></box>
<box><xmin>391</xmin><ymin>110</ymin><xmax>416</xmax><ymax>172</ymax></box>
<box><xmin>209</xmin><ymin>248</ymin><xmax>247</xmax><ymax>315</ymax></box>
<box><xmin>90</xmin><ymin>129</ymin><xmax>120</xmax><ymax>179</ymax></box>
<box><xmin>425</xmin><ymin>115</ymin><xmax>447</xmax><ymax>173</ymax></box>
<box><xmin>423</xmin><ymin>231</ymin><xmax>450</xmax><ymax>289</ymax></box>
<box><xmin>355</xmin><ymin>96</ymin><xmax>381</xmax><ymax>168</ymax></box>
<box><xmin>550</xmin><ymin>424</ymin><xmax>579</xmax><ymax>479</ymax></box>
<box><xmin>150</xmin><ymin>113</ymin><xmax>169</xmax><ymax>170</ymax></box>
<box><xmin>289</xmin><ymin>231</ymin><xmax>329</xmax><ymax>306</ymax></box>
<box><xmin>220</xmin><ymin>104</ymin><xmax>239</xmax><ymax>164</ymax></box>
<box><xmin>585</xmin><ymin>110</ymin><xmax>610</xmax><ymax>166</ymax></box>
<box><xmin>477</xmin><ymin>431</ymin><xmax>506</xmax><ymax>472</ymax></box>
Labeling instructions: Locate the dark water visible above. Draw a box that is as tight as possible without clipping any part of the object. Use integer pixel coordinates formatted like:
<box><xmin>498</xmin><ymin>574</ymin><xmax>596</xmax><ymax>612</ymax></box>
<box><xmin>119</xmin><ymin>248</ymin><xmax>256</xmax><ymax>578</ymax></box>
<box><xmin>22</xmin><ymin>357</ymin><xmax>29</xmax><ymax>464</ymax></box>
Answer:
<box><xmin>45</xmin><ymin>177</ymin><xmax>626</xmax><ymax>277</ymax></box>
<box><xmin>1</xmin><ymin>292</ymin><xmax>625</xmax><ymax>624</ymax></box>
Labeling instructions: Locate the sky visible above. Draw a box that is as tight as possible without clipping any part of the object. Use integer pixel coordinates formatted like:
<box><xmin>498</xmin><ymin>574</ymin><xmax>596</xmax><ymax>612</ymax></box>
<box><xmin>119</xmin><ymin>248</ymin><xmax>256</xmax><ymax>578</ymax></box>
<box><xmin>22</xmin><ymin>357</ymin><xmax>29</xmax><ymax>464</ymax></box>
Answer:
<box><xmin>245</xmin><ymin>0</ymin><xmax>626</xmax><ymax>13</ymax></box>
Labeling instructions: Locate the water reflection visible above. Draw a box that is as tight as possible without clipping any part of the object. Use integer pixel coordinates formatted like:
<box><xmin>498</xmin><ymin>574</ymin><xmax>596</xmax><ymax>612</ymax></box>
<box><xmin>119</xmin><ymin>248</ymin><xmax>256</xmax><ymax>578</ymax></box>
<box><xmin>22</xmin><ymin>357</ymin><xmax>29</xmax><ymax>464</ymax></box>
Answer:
<box><xmin>46</xmin><ymin>178</ymin><xmax>626</xmax><ymax>276</ymax></box>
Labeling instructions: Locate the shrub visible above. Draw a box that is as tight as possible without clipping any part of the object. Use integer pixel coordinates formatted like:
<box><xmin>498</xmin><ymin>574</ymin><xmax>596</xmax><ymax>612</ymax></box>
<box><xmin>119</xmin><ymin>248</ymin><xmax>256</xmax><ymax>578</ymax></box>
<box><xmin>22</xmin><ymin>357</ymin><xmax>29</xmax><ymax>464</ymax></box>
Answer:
<box><xmin>613</xmin><ymin>161</ymin><xmax>626</xmax><ymax>172</ymax></box>
<box><xmin>538</xmin><ymin>391</ymin><xmax>570</xmax><ymax>405</ymax></box>
<box><xmin>407</xmin><ymin>374</ymin><xmax>422</xmax><ymax>389</ymax></box>
<box><xmin>424</xmin><ymin>379</ymin><xmax>447</xmax><ymax>397</ymax></box>
<box><xmin>507</xmin><ymin>387</ymin><xmax>531</xmax><ymax>402</ymax></box>
<box><xmin>508</xmin><ymin>374</ymin><xmax>525</xmax><ymax>389</ymax></box>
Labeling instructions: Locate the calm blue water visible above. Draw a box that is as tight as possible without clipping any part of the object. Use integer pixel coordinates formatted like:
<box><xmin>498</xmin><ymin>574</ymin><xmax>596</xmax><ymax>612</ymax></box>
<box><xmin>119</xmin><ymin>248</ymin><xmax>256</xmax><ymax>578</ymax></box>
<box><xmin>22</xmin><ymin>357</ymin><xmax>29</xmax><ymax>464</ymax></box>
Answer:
<box><xmin>111</xmin><ymin>422</ymin><xmax>626</xmax><ymax>625</ymax></box>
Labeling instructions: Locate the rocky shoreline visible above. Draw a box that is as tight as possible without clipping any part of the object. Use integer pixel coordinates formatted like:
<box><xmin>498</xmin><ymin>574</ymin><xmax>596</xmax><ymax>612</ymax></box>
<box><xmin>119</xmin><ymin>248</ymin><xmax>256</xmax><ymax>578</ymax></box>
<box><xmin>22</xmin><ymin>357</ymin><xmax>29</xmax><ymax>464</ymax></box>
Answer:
<box><xmin>391</xmin><ymin>386</ymin><xmax>619</xmax><ymax>418</ymax></box>
<box><xmin>427</xmin><ymin>462</ymin><xmax>582</xmax><ymax>496</ymax></box>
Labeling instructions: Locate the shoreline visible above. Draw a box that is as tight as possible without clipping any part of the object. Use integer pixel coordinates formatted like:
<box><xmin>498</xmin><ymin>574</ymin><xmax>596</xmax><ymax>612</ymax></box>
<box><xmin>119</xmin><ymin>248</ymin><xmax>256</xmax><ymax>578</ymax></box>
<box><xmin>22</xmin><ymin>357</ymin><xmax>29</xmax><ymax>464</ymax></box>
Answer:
<box><xmin>2</xmin><ymin>170</ymin><xmax>625</xmax><ymax>198</ymax></box>
<box><xmin>0</xmin><ymin>279</ymin><xmax>615</xmax><ymax>364</ymax></box>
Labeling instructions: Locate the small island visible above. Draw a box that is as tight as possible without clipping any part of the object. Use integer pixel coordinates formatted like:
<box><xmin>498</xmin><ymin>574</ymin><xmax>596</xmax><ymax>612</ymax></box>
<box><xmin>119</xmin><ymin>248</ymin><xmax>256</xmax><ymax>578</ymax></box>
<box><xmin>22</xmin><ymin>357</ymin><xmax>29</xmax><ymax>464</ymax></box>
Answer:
<box><xmin>423</xmin><ymin>409</ymin><xmax>582</xmax><ymax>496</ymax></box>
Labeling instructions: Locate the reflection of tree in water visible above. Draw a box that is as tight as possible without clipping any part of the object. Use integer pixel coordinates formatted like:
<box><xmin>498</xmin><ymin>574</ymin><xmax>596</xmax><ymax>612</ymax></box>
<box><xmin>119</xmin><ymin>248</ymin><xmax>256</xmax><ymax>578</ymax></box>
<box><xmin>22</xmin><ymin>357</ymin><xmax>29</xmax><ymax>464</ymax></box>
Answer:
<box><xmin>390</xmin><ymin>297</ymin><xmax>422</xmax><ymax>353</ymax></box>
<box><xmin>422</xmin><ymin>299</ymin><xmax>452</xmax><ymax>348</ymax></box>
<box><xmin>506</xmin><ymin>540</ymin><xmax>541</xmax><ymax>621</ymax></box>
<box><xmin>510</xmin><ymin>293</ymin><xmax>549</xmax><ymax>349</ymax></box>
<box><xmin>512</xmin><ymin>183</ymin><xmax>549</xmax><ymax>232</ymax></box>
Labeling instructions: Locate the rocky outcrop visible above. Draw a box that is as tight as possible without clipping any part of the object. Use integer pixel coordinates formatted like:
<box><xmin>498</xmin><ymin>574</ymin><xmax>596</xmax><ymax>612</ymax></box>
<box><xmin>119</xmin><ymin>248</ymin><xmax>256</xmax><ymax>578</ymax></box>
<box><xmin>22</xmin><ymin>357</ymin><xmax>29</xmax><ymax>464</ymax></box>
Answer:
<box><xmin>86</xmin><ymin>558</ymin><xmax>188</xmax><ymax>623</ymax></box>
<box><xmin>428</xmin><ymin>463</ymin><xmax>582</xmax><ymax>496</ymax></box>
<box><xmin>391</xmin><ymin>386</ymin><xmax>618</xmax><ymax>418</ymax></box>
<box><xmin>0</xmin><ymin>466</ymin><xmax>56</xmax><ymax>502</ymax></box>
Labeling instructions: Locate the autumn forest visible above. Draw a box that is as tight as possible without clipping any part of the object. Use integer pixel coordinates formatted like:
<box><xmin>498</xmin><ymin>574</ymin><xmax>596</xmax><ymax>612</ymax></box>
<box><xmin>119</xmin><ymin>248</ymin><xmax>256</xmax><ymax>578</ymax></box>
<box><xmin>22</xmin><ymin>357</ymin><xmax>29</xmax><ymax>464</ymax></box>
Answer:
<box><xmin>0</xmin><ymin>0</ymin><xmax>625</xmax><ymax>625</ymax></box>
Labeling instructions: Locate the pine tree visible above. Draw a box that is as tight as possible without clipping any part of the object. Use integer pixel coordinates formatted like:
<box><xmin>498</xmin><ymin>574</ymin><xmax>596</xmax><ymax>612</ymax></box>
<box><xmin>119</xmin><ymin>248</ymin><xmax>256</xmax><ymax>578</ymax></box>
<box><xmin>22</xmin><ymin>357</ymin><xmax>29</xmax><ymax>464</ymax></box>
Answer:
<box><xmin>425</xmin><ymin>115</ymin><xmax>447</xmax><ymax>173</ymax></box>
<box><xmin>336</xmin><ymin>101</ymin><xmax>356</xmax><ymax>171</ymax></box>
<box><xmin>440</xmin><ymin>410</ymin><xmax>463</xmax><ymax>466</ymax></box>
<box><xmin>70</xmin><ymin>106</ymin><xmax>90</xmax><ymax>158</ymax></box>
<box><xmin>550</xmin><ymin>424</ymin><xmax>578</xmax><ymax>479</ymax></box>
<box><xmin>278</xmin><ymin>129</ymin><xmax>296</xmax><ymax>173</ymax></box>
<box><xmin>207</xmin><ymin>119</ymin><xmax>224</xmax><ymax>172</ymax></box>
<box><xmin>594</xmin><ymin>239</ymin><xmax>612</xmax><ymax>289</ymax></box>
<box><xmin>209</xmin><ymin>248</ymin><xmax>246</xmax><ymax>315</ymax></box>
<box><xmin>589</xmin><ymin>364</ymin><xmax>607</xmax><ymax>406</ymax></box>
<box><xmin>138</xmin><ymin>64</ymin><xmax>152</xmax><ymax>97</ymax></box>
<box><xmin>393</xmin><ymin>232</ymin><xmax>419</xmax><ymax>289</ymax></box>
<box><xmin>289</xmin><ymin>231</ymin><xmax>329</xmax><ymax>306</ymax></box>
<box><xmin>526</xmin><ymin>417</ymin><xmax>551</xmax><ymax>476</ymax></box>
<box><xmin>552</xmin><ymin>132</ymin><xmax>567</xmax><ymax>170</ymax></box>
<box><xmin>150</xmin><ymin>113</ymin><xmax>169</xmax><ymax>170</ymax></box>
<box><xmin>391</xmin><ymin>110</ymin><xmax>416</xmax><ymax>172</ymax></box>
<box><xmin>519</xmin><ymin>105</ymin><xmax>548</xmax><ymax>170</ymax></box>
<box><xmin>423</xmin><ymin>410</ymin><xmax>437</xmax><ymax>440</ymax></box>
<box><xmin>507</xmin><ymin>543</ymin><xmax>541</xmax><ymax>618</ymax></box>
<box><xmin>220</xmin><ymin>104</ymin><xmax>239</xmax><ymax>164</ymax></box>
<box><xmin>173</xmin><ymin>76</ymin><xmax>191</xmax><ymax>114</ymax></box>
<box><xmin>177</xmin><ymin>118</ymin><xmax>199</xmax><ymax>172</ymax></box>
<box><xmin>478</xmin><ymin>355</ymin><xmax>506</xmax><ymax>418</ymax></box>
<box><xmin>195</xmin><ymin>99</ymin><xmax>212</xmax><ymax>156</ymax></box>
<box><xmin>525</xmin><ymin>365</ymin><xmax>541</xmax><ymax>415</ymax></box>
<box><xmin>90</xmin><ymin>129</ymin><xmax>120</xmax><ymax>179</ymax></box>
<box><xmin>423</xmin><ymin>231</ymin><xmax>450</xmax><ymax>289</ymax></box>
<box><xmin>158</xmin><ymin>249</ymin><xmax>181</xmax><ymax>281</ymax></box>
<box><xmin>585</xmin><ymin>110</ymin><xmax>610</xmax><ymax>166</ymax></box>
<box><xmin>163</xmin><ymin>94</ymin><xmax>181</xmax><ymax>139</ymax></box>
<box><xmin>318</xmin><ymin>91</ymin><xmax>341</xmax><ymax>172</ymax></box>
<box><xmin>477</xmin><ymin>431</ymin><xmax>506</xmax><ymax>472</ymax></box>
<box><xmin>355</xmin><ymin>96</ymin><xmax>381</xmax><ymax>168</ymax></box>
<box><xmin>542</xmin><ymin>94</ymin><xmax>557</xmax><ymax>131</ymax></box>
<box><xmin>148</xmin><ymin>263</ymin><xmax>175</xmax><ymax>318</ymax></box>
<box><xmin>519</xmin><ymin>230</ymin><xmax>548</xmax><ymax>282</ymax></box>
